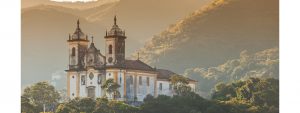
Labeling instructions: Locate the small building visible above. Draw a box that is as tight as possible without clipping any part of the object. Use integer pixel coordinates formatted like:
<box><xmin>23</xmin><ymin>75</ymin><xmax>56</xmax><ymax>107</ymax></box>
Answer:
<box><xmin>65</xmin><ymin>16</ymin><xmax>197</xmax><ymax>101</ymax></box>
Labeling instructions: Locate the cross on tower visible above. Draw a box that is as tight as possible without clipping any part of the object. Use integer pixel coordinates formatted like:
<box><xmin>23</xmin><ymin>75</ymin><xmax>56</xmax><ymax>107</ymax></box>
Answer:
<box><xmin>114</xmin><ymin>15</ymin><xmax>117</xmax><ymax>25</ymax></box>
<box><xmin>91</xmin><ymin>36</ymin><xmax>94</xmax><ymax>43</ymax></box>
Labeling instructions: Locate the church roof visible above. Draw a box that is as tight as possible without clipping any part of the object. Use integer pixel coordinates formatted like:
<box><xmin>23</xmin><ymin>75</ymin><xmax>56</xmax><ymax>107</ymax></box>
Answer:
<box><xmin>124</xmin><ymin>60</ymin><xmax>155</xmax><ymax>71</ymax></box>
<box><xmin>156</xmin><ymin>69</ymin><xmax>197</xmax><ymax>82</ymax></box>
<box><xmin>156</xmin><ymin>69</ymin><xmax>176</xmax><ymax>80</ymax></box>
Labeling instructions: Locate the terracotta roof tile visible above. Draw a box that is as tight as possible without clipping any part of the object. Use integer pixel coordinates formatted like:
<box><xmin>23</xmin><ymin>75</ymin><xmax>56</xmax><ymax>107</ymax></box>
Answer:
<box><xmin>124</xmin><ymin>60</ymin><xmax>155</xmax><ymax>71</ymax></box>
<box><xmin>156</xmin><ymin>69</ymin><xmax>197</xmax><ymax>82</ymax></box>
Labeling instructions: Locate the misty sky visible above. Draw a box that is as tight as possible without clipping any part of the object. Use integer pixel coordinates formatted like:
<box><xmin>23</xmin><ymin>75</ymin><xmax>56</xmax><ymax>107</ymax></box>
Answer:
<box><xmin>21</xmin><ymin>0</ymin><xmax>278</xmax><ymax>93</ymax></box>
<box><xmin>21</xmin><ymin>0</ymin><xmax>211</xmax><ymax>91</ymax></box>
<box><xmin>51</xmin><ymin>0</ymin><xmax>97</xmax><ymax>2</ymax></box>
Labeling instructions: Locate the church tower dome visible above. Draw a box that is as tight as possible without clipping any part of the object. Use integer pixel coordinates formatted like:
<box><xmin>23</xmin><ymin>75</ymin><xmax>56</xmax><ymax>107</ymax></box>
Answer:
<box><xmin>70</xmin><ymin>19</ymin><xmax>88</xmax><ymax>41</ymax></box>
<box><xmin>106</xmin><ymin>16</ymin><xmax>126</xmax><ymax>37</ymax></box>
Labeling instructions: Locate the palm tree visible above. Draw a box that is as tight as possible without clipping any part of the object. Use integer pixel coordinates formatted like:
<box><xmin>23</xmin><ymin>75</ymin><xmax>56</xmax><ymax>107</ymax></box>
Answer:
<box><xmin>101</xmin><ymin>78</ymin><xmax>121</xmax><ymax>100</ymax></box>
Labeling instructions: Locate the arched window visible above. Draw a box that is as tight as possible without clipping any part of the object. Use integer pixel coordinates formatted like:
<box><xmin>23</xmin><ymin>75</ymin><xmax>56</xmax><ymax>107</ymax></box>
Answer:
<box><xmin>109</xmin><ymin>45</ymin><xmax>112</xmax><ymax>54</ymax></box>
<box><xmin>71</xmin><ymin>47</ymin><xmax>75</xmax><ymax>56</ymax></box>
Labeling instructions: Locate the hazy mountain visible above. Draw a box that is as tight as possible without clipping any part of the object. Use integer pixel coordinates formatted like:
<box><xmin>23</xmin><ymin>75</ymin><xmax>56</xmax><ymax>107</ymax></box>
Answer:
<box><xmin>21</xmin><ymin>0</ymin><xmax>120</xmax><ymax>9</ymax></box>
<box><xmin>133</xmin><ymin>0</ymin><xmax>279</xmax><ymax>74</ymax></box>
<box><xmin>184</xmin><ymin>47</ymin><xmax>279</xmax><ymax>98</ymax></box>
<box><xmin>21</xmin><ymin>0</ymin><xmax>210</xmax><ymax>90</ymax></box>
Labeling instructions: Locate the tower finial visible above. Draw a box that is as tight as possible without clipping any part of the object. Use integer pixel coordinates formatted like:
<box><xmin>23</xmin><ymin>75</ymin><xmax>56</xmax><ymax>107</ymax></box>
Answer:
<box><xmin>137</xmin><ymin>52</ymin><xmax>140</xmax><ymax>60</ymax></box>
<box><xmin>77</xmin><ymin>19</ymin><xmax>80</xmax><ymax>28</ymax></box>
<box><xmin>114</xmin><ymin>15</ymin><xmax>117</xmax><ymax>25</ymax></box>
<box><xmin>91</xmin><ymin>36</ymin><xmax>94</xmax><ymax>43</ymax></box>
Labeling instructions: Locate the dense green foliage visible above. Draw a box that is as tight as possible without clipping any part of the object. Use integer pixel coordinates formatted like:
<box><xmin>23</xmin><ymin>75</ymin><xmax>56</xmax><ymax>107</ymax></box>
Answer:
<box><xmin>140</xmin><ymin>78</ymin><xmax>278</xmax><ymax>113</ymax></box>
<box><xmin>184</xmin><ymin>48</ymin><xmax>279</xmax><ymax>98</ymax></box>
<box><xmin>211</xmin><ymin>78</ymin><xmax>279</xmax><ymax>113</ymax></box>
<box><xmin>23</xmin><ymin>78</ymin><xmax>278</xmax><ymax>113</ymax></box>
<box><xmin>21</xmin><ymin>81</ymin><xmax>60</xmax><ymax>112</ymax></box>
<box><xmin>56</xmin><ymin>97</ymin><xmax>139</xmax><ymax>113</ymax></box>
<box><xmin>21</xmin><ymin>96</ymin><xmax>35</xmax><ymax>113</ymax></box>
<box><xmin>141</xmin><ymin>93</ymin><xmax>224</xmax><ymax>113</ymax></box>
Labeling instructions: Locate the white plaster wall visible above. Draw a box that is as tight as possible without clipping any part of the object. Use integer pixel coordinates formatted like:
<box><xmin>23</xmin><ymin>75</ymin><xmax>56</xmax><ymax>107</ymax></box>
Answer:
<box><xmin>69</xmin><ymin>73</ymin><xmax>77</xmax><ymax>99</ymax></box>
<box><xmin>156</xmin><ymin>80</ymin><xmax>173</xmax><ymax>96</ymax></box>
<box><xmin>136</xmin><ymin>75</ymin><xmax>155</xmax><ymax>101</ymax></box>
<box><xmin>106</xmin><ymin>71</ymin><xmax>114</xmax><ymax>80</ymax></box>
<box><xmin>117</xmin><ymin>71</ymin><xmax>124</xmax><ymax>100</ymax></box>
<box><xmin>149</xmin><ymin>77</ymin><xmax>155</xmax><ymax>96</ymax></box>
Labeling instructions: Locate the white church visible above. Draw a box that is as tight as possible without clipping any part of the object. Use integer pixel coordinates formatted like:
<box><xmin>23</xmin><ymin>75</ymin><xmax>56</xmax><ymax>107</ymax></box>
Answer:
<box><xmin>66</xmin><ymin>16</ymin><xmax>197</xmax><ymax>101</ymax></box>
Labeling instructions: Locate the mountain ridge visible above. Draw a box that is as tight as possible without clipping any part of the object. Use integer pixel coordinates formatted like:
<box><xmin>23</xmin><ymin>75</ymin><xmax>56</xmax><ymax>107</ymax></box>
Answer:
<box><xmin>132</xmin><ymin>0</ymin><xmax>279</xmax><ymax>74</ymax></box>
<box><xmin>21</xmin><ymin>0</ymin><xmax>210</xmax><ymax>89</ymax></box>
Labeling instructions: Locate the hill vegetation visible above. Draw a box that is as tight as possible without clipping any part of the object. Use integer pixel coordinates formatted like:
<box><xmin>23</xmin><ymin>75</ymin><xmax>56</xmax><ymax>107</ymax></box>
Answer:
<box><xmin>133</xmin><ymin>0</ymin><xmax>278</xmax><ymax>73</ymax></box>
<box><xmin>22</xmin><ymin>78</ymin><xmax>278</xmax><ymax>113</ymax></box>
<box><xmin>184</xmin><ymin>47</ymin><xmax>279</xmax><ymax>97</ymax></box>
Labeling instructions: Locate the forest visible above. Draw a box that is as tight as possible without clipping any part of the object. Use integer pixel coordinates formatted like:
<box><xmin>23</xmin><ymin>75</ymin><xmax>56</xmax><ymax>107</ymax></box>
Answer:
<box><xmin>21</xmin><ymin>77</ymin><xmax>278</xmax><ymax>113</ymax></box>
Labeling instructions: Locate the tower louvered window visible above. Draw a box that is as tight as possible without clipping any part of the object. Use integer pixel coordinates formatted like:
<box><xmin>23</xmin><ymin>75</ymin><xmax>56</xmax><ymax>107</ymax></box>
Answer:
<box><xmin>109</xmin><ymin>45</ymin><xmax>112</xmax><ymax>54</ymax></box>
<box><xmin>71</xmin><ymin>47</ymin><xmax>75</xmax><ymax>56</ymax></box>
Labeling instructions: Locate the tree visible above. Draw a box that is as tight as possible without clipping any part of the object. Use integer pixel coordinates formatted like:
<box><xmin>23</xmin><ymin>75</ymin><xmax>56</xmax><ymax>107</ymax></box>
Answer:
<box><xmin>140</xmin><ymin>92</ymin><xmax>223</xmax><ymax>113</ymax></box>
<box><xmin>77</xmin><ymin>97</ymin><xmax>96</xmax><ymax>113</ymax></box>
<box><xmin>93</xmin><ymin>97</ymin><xmax>139</xmax><ymax>113</ymax></box>
<box><xmin>93</xmin><ymin>97</ymin><xmax>110</xmax><ymax>113</ymax></box>
<box><xmin>101</xmin><ymin>78</ymin><xmax>121</xmax><ymax>100</ymax></box>
<box><xmin>55</xmin><ymin>103</ymin><xmax>70</xmax><ymax>113</ymax></box>
<box><xmin>170</xmin><ymin>75</ymin><xmax>192</xmax><ymax>96</ymax></box>
<box><xmin>211</xmin><ymin>78</ymin><xmax>279</xmax><ymax>113</ymax></box>
<box><xmin>212</xmin><ymin>82</ymin><xmax>236</xmax><ymax>101</ymax></box>
<box><xmin>21</xmin><ymin>96</ymin><xmax>35</xmax><ymax>113</ymax></box>
<box><xmin>22</xmin><ymin>81</ymin><xmax>60</xmax><ymax>112</ymax></box>
<box><xmin>57</xmin><ymin>97</ymin><xmax>95</xmax><ymax>113</ymax></box>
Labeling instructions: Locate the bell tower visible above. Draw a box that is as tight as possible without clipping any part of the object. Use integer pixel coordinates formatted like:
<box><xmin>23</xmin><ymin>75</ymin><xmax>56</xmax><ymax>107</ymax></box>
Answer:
<box><xmin>104</xmin><ymin>16</ymin><xmax>126</xmax><ymax>66</ymax></box>
<box><xmin>67</xmin><ymin>19</ymin><xmax>89</xmax><ymax>70</ymax></box>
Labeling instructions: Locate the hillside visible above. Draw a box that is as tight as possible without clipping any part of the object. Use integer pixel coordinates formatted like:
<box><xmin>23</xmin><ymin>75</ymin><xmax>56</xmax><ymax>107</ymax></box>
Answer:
<box><xmin>133</xmin><ymin>0</ymin><xmax>279</xmax><ymax>74</ymax></box>
<box><xmin>184</xmin><ymin>47</ymin><xmax>279</xmax><ymax>97</ymax></box>
<box><xmin>21</xmin><ymin>0</ymin><xmax>209</xmax><ymax>89</ymax></box>
<box><xmin>21</xmin><ymin>0</ymin><xmax>119</xmax><ymax>9</ymax></box>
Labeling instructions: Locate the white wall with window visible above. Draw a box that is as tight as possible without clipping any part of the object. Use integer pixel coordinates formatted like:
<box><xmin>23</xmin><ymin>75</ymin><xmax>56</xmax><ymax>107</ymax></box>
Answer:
<box><xmin>156</xmin><ymin>80</ymin><xmax>173</xmax><ymax>96</ymax></box>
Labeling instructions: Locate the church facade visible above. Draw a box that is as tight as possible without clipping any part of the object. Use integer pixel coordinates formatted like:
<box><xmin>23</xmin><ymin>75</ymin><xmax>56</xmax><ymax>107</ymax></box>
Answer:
<box><xmin>66</xmin><ymin>16</ymin><xmax>197</xmax><ymax>101</ymax></box>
